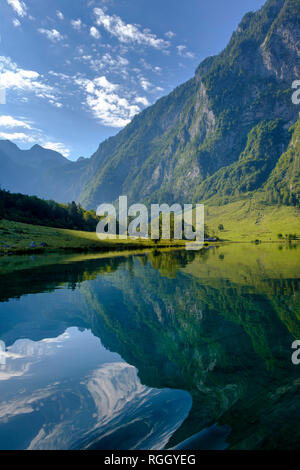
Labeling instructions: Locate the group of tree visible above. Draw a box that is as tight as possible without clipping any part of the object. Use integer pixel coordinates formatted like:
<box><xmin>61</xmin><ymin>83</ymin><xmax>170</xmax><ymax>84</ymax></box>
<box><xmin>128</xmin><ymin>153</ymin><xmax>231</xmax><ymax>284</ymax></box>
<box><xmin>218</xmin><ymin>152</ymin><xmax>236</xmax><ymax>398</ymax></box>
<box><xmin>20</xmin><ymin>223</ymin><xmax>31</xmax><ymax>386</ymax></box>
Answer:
<box><xmin>0</xmin><ymin>189</ymin><xmax>100</xmax><ymax>232</ymax></box>
<box><xmin>0</xmin><ymin>189</ymin><xmax>214</xmax><ymax>239</ymax></box>
<box><xmin>277</xmin><ymin>233</ymin><xmax>298</xmax><ymax>241</ymax></box>
<box><xmin>265</xmin><ymin>189</ymin><xmax>299</xmax><ymax>207</ymax></box>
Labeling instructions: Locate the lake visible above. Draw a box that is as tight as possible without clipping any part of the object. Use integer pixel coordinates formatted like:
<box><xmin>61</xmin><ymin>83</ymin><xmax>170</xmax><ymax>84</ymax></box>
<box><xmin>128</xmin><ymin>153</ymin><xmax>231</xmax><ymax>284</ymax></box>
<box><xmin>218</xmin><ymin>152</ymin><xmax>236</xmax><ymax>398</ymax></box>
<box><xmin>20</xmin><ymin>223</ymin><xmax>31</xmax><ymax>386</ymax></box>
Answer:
<box><xmin>0</xmin><ymin>243</ymin><xmax>299</xmax><ymax>450</ymax></box>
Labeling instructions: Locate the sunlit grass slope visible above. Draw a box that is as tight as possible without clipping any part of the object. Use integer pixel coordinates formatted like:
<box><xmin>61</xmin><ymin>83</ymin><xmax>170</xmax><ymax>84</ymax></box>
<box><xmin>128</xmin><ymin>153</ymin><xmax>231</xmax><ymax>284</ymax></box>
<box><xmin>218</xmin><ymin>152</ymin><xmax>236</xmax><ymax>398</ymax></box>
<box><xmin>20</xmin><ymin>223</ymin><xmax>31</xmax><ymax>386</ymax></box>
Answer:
<box><xmin>0</xmin><ymin>219</ymin><xmax>185</xmax><ymax>255</ymax></box>
<box><xmin>205</xmin><ymin>200</ymin><xmax>300</xmax><ymax>242</ymax></box>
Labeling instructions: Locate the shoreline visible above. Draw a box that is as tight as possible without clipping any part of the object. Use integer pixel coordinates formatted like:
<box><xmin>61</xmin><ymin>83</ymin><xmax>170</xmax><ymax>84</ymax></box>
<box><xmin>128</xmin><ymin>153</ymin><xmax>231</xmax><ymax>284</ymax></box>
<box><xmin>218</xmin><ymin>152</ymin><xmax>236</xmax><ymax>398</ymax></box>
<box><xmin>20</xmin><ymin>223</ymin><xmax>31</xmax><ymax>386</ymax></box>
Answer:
<box><xmin>0</xmin><ymin>239</ymin><xmax>298</xmax><ymax>257</ymax></box>
<box><xmin>0</xmin><ymin>218</ymin><xmax>299</xmax><ymax>258</ymax></box>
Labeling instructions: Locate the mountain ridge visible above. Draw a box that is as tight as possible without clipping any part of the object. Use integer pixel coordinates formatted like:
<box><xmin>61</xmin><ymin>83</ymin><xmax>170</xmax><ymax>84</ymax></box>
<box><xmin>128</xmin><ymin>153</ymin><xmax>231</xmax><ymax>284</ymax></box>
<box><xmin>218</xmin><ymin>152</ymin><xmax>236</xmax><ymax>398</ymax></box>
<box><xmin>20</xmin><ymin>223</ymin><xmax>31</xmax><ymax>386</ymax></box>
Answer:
<box><xmin>0</xmin><ymin>0</ymin><xmax>299</xmax><ymax>211</ymax></box>
<box><xmin>78</xmin><ymin>0</ymin><xmax>299</xmax><ymax>208</ymax></box>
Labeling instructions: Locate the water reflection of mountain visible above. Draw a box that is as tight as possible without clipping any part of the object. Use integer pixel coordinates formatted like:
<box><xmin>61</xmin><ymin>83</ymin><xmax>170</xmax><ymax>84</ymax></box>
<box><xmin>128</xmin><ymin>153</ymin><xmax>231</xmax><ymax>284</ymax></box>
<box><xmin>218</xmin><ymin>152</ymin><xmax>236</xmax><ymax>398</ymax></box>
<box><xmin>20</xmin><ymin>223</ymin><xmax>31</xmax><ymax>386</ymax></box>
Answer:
<box><xmin>0</xmin><ymin>244</ymin><xmax>299</xmax><ymax>449</ymax></box>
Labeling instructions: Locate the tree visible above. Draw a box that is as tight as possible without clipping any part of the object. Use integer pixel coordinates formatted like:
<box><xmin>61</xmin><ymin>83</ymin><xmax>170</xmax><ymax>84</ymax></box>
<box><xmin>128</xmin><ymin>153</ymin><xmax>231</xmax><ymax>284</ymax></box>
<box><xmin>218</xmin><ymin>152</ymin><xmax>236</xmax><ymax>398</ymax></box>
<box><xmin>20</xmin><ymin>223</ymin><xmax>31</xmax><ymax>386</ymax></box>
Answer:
<box><xmin>0</xmin><ymin>189</ymin><xmax>101</xmax><ymax>232</ymax></box>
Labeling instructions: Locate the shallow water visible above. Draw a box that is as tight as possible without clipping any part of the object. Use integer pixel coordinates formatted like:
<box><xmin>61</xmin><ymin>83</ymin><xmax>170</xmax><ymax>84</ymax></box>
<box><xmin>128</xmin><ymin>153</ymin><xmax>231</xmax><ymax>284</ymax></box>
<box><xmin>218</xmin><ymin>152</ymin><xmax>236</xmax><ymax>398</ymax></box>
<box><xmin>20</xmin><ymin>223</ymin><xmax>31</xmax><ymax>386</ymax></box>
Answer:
<box><xmin>0</xmin><ymin>243</ymin><xmax>299</xmax><ymax>450</ymax></box>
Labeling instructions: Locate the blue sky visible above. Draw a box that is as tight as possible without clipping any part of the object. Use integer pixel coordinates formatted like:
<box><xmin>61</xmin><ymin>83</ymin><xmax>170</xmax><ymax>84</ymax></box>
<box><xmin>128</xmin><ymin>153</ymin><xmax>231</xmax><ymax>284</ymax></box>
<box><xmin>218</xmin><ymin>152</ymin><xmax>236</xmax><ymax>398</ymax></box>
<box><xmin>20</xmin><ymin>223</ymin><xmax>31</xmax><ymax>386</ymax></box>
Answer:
<box><xmin>0</xmin><ymin>0</ymin><xmax>265</xmax><ymax>160</ymax></box>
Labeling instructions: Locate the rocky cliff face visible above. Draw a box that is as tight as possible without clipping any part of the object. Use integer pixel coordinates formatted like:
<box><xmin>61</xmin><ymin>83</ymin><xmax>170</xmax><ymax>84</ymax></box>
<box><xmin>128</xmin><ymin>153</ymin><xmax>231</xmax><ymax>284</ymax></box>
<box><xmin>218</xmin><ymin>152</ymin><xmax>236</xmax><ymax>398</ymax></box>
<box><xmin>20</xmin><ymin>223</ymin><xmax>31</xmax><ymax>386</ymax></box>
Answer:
<box><xmin>1</xmin><ymin>0</ymin><xmax>299</xmax><ymax>208</ymax></box>
<box><xmin>77</xmin><ymin>0</ymin><xmax>300</xmax><ymax>209</ymax></box>
<box><xmin>260</xmin><ymin>0</ymin><xmax>300</xmax><ymax>81</ymax></box>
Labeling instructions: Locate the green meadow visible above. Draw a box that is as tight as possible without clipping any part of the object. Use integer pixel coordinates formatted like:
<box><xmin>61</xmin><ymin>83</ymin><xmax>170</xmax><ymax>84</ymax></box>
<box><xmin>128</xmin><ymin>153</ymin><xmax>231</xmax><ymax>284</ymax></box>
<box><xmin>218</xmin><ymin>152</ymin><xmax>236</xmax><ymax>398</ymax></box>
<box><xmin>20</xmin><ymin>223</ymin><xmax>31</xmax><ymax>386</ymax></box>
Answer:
<box><xmin>0</xmin><ymin>218</ymin><xmax>187</xmax><ymax>255</ymax></box>
<box><xmin>205</xmin><ymin>200</ymin><xmax>300</xmax><ymax>242</ymax></box>
<box><xmin>0</xmin><ymin>199</ymin><xmax>299</xmax><ymax>257</ymax></box>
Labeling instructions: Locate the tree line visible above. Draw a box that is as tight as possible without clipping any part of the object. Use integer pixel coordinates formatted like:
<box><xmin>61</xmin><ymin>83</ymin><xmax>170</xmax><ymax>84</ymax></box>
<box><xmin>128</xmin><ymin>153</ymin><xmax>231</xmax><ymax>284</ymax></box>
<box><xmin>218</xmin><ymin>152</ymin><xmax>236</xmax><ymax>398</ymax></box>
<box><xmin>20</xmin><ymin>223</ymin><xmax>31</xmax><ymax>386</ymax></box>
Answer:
<box><xmin>0</xmin><ymin>189</ymin><xmax>100</xmax><ymax>232</ymax></box>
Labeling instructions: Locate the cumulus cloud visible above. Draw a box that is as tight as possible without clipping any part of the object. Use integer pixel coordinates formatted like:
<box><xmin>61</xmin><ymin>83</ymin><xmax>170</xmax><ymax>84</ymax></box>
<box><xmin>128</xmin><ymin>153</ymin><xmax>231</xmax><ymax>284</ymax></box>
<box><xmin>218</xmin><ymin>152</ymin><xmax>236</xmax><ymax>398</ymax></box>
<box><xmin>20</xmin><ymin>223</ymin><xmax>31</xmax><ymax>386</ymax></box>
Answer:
<box><xmin>90</xmin><ymin>26</ymin><xmax>101</xmax><ymax>39</ymax></box>
<box><xmin>6</xmin><ymin>0</ymin><xmax>27</xmax><ymax>17</ymax></box>
<box><xmin>0</xmin><ymin>111</ymin><xmax>70</xmax><ymax>157</ymax></box>
<box><xmin>12</xmin><ymin>18</ymin><xmax>21</xmax><ymax>27</ymax></box>
<box><xmin>38</xmin><ymin>28</ymin><xmax>64</xmax><ymax>42</ymax></box>
<box><xmin>176</xmin><ymin>45</ymin><xmax>195</xmax><ymax>59</ymax></box>
<box><xmin>56</xmin><ymin>10</ymin><xmax>64</xmax><ymax>20</ymax></box>
<box><xmin>135</xmin><ymin>96</ymin><xmax>149</xmax><ymax>106</ymax></box>
<box><xmin>165</xmin><ymin>31</ymin><xmax>175</xmax><ymax>39</ymax></box>
<box><xmin>0</xmin><ymin>115</ymin><xmax>31</xmax><ymax>129</ymax></box>
<box><xmin>93</xmin><ymin>8</ymin><xmax>169</xmax><ymax>50</ymax></box>
<box><xmin>79</xmin><ymin>53</ymin><xmax>129</xmax><ymax>75</ymax></box>
<box><xmin>0</xmin><ymin>56</ymin><xmax>57</xmax><ymax>102</ymax></box>
<box><xmin>42</xmin><ymin>141</ymin><xmax>70</xmax><ymax>157</ymax></box>
<box><xmin>0</xmin><ymin>131</ymin><xmax>34</xmax><ymax>142</ymax></box>
<box><xmin>76</xmin><ymin>75</ymin><xmax>140</xmax><ymax>127</ymax></box>
<box><xmin>139</xmin><ymin>58</ymin><xmax>162</xmax><ymax>74</ymax></box>
<box><xmin>140</xmin><ymin>77</ymin><xmax>151</xmax><ymax>91</ymax></box>
<box><xmin>0</xmin><ymin>132</ymin><xmax>70</xmax><ymax>157</ymax></box>
<box><xmin>71</xmin><ymin>19</ymin><xmax>82</xmax><ymax>31</ymax></box>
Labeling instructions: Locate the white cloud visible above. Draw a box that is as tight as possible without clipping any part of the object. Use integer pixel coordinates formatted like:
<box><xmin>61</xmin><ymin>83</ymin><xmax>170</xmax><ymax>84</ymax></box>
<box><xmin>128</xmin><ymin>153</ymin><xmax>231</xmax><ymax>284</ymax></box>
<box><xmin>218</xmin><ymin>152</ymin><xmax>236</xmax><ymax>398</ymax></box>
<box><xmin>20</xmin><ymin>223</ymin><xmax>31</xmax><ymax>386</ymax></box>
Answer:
<box><xmin>42</xmin><ymin>141</ymin><xmax>70</xmax><ymax>157</ymax></box>
<box><xmin>38</xmin><ymin>28</ymin><xmax>64</xmax><ymax>42</ymax></box>
<box><xmin>176</xmin><ymin>45</ymin><xmax>195</xmax><ymax>59</ymax></box>
<box><xmin>6</xmin><ymin>0</ymin><xmax>27</xmax><ymax>17</ymax></box>
<box><xmin>0</xmin><ymin>115</ymin><xmax>31</xmax><ymax>129</ymax></box>
<box><xmin>80</xmin><ymin>53</ymin><xmax>129</xmax><ymax>75</ymax></box>
<box><xmin>71</xmin><ymin>19</ymin><xmax>82</xmax><ymax>31</ymax></box>
<box><xmin>139</xmin><ymin>59</ymin><xmax>161</xmax><ymax>74</ymax></box>
<box><xmin>48</xmin><ymin>70</ymin><xmax>70</xmax><ymax>81</ymax></box>
<box><xmin>165</xmin><ymin>31</ymin><xmax>175</xmax><ymax>39</ymax></box>
<box><xmin>56</xmin><ymin>10</ymin><xmax>64</xmax><ymax>20</ymax></box>
<box><xmin>93</xmin><ymin>8</ymin><xmax>170</xmax><ymax>50</ymax></box>
<box><xmin>91</xmin><ymin>75</ymin><xmax>117</xmax><ymax>92</ymax></box>
<box><xmin>76</xmin><ymin>75</ymin><xmax>140</xmax><ymax>127</ymax></box>
<box><xmin>90</xmin><ymin>26</ymin><xmax>101</xmax><ymax>39</ymax></box>
<box><xmin>0</xmin><ymin>56</ymin><xmax>57</xmax><ymax>102</ymax></box>
<box><xmin>0</xmin><ymin>132</ymin><xmax>34</xmax><ymax>142</ymax></box>
<box><xmin>0</xmin><ymin>112</ymin><xmax>70</xmax><ymax>157</ymax></box>
<box><xmin>135</xmin><ymin>96</ymin><xmax>149</xmax><ymax>106</ymax></box>
<box><xmin>12</xmin><ymin>18</ymin><xmax>21</xmax><ymax>27</ymax></box>
<box><xmin>140</xmin><ymin>77</ymin><xmax>151</xmax><ymax>91</ymax></box>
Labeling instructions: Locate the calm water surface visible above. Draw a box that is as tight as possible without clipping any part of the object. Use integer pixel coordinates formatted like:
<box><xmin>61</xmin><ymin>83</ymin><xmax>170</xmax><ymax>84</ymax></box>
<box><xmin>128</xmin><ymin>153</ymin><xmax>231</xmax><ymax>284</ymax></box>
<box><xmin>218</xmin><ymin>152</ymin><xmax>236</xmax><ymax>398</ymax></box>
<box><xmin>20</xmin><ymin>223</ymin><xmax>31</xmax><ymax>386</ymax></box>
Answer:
<box><xmin>0</xmin><ymin>244</ymin><xmax>299</xmax><ymax>450</ymax></box>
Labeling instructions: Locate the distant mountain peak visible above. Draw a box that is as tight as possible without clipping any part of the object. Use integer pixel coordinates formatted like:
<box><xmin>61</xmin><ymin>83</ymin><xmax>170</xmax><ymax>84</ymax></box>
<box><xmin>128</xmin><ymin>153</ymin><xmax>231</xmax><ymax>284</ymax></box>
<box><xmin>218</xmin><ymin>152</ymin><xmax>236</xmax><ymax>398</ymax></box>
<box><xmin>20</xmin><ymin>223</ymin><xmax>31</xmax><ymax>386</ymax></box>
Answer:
<box><xmin>0</xmin><ymin>140</ymin><xmax>20</xmax><ymax>152</ymax></box>
<box><xmin>30</xmin><ymin>144</ymin><xmax>43</xmax><ymax>151</ymax></box>
<box><xmin>0</xmin><ymin>0</ymin><xmax>299</xmax><ymax>209</ymax></box>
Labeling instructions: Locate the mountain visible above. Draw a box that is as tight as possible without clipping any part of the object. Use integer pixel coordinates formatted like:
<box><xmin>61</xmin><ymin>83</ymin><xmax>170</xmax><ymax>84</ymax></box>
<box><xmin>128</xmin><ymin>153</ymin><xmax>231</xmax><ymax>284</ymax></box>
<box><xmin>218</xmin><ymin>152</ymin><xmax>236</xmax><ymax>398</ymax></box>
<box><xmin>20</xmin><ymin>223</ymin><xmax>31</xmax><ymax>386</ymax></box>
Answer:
<box><xmin>264</xmin><ymin>116</ymin><xmax>300</xmax><ymax>204</ymax></box>
<box><xmin>77</xmin><ymin>0</ymin><xmax>300</xmax><ymax>209</ymax></box>
<box><xmin>0</xmin><ymin>0</ymin><xmax>299</xmax><ymax>210</ymax></box>
<box><xmin>0</xmin><ymin>140</ymin><xmax>91</xmax><ymax>202</ymax></box>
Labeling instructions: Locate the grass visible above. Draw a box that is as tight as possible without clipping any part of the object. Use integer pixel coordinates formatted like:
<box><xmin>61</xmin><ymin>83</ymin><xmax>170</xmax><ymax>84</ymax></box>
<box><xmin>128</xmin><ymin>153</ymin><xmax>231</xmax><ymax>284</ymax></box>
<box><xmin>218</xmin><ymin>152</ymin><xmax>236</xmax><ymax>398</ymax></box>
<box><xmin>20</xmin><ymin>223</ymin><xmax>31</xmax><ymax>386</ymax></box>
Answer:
<box><xmin>205</xmin><ymin>199</ymin><xmax>300</xmax><ymax>242</ymax></box>
<box><xmin>0</xmin><ymin>219</ymin><xmax>187</xmax><ymax>256</ymax></box>
<box><xmin>0</xmin><ymin>199</ymin><xmax>299</xmax><ymax>257</ymax></box>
